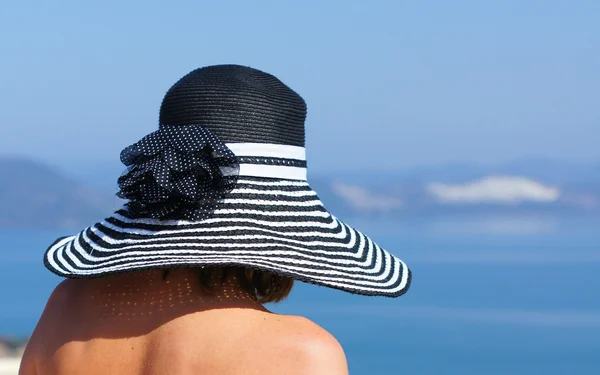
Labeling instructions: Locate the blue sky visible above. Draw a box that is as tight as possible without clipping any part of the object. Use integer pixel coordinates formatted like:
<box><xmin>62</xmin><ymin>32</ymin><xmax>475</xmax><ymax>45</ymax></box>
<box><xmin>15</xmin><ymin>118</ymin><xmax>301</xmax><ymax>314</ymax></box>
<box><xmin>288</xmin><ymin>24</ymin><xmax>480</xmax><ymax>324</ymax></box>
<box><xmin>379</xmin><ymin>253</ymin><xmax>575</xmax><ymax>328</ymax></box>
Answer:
<box><xmin>0</xmin><ymin>0</ymin><xmax>598</xmax><ymax>172</ymax></box>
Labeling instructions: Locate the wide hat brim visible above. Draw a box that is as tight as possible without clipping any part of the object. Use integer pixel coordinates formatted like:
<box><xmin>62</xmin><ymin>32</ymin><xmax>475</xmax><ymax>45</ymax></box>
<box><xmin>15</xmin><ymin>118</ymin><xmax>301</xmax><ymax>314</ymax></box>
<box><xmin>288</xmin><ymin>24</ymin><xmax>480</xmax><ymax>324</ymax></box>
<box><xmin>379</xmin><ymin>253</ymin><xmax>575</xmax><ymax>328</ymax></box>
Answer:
<box><xmin>44</xmin><ymin>176</ymin><xmax>411</xmax><ymax>298</ymax></box>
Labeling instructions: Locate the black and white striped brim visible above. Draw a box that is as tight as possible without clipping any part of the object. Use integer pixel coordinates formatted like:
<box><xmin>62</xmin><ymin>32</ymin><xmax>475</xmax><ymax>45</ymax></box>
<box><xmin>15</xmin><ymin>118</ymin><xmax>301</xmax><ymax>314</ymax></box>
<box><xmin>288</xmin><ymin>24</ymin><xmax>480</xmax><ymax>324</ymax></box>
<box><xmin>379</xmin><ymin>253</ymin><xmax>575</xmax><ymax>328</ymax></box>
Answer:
<box><xmin>44</xmin><ymin>143</ymin><xmax>411</xmax><ymax>297</ymax></box>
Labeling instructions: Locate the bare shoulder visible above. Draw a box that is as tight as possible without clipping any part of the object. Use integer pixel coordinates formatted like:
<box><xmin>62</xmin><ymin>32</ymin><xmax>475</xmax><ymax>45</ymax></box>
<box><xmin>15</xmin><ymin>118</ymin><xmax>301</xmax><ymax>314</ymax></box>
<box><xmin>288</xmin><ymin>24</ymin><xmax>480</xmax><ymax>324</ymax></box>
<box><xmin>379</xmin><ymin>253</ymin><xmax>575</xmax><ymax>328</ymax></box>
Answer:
<box><xmin>27</xmin><ymin>280</ymin><xmax>78</xmax><ymax>339</ymax></box>
<box><xmin>46</xmin><ymin>279</ymin><xmax>77</xmax><ymax>304</ymax></box>
<box><xmin>39</xmin><ymin>279</ymin><xmax>81</xmax><ymax>320</ymax></box>
<box><xmin>266</xmin><ymin>315</ymin><xmax>349</xmax><ymax>375</ymax></box>
<box><xmin>19</xmin><ymin>280</ymin><xmax>77</xmax><ymax>375</ymax></box>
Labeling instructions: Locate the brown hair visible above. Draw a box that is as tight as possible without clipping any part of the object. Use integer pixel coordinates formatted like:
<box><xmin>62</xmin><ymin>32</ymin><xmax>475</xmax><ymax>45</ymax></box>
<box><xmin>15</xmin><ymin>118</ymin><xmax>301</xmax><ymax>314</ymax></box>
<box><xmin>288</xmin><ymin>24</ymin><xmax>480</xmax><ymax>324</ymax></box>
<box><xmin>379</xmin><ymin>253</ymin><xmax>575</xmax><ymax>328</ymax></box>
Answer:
<box><xmin>164</xmin><ymin>266</ymin><xmax>294</xmax><ymax>303</ymax></box>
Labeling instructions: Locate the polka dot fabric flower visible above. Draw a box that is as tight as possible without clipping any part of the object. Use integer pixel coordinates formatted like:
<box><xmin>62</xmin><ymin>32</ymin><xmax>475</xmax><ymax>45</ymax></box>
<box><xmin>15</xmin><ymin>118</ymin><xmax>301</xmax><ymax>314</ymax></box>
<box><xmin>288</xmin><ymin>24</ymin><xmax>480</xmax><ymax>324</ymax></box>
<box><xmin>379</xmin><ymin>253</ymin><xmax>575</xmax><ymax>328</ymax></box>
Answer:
<box><xmin>116</xmin><ymin>125</ymin><xmax>239</xmax><ymax>220</ymax></box>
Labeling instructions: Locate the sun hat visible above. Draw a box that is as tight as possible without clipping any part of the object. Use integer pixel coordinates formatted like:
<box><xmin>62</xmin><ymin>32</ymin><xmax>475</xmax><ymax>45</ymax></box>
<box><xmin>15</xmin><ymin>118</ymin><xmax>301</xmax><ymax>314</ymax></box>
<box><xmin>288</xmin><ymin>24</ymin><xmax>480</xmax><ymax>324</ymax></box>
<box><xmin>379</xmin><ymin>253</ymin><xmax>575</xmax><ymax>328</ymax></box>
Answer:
<box><xmin>44</xmin><ymin>64</ymin><xmax>412</xmax><ymax>297</ymax></box>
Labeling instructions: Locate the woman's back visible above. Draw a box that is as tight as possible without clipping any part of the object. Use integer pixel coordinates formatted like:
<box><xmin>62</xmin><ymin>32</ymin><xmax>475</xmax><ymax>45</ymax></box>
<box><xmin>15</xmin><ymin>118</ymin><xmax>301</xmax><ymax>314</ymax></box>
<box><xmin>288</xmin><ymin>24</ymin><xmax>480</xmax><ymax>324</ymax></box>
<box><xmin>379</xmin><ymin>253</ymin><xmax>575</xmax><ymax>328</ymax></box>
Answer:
<box><xmin>20</xmin><ymin>270</ymin><xmax>348</xmax><ymax>375</ymax></box>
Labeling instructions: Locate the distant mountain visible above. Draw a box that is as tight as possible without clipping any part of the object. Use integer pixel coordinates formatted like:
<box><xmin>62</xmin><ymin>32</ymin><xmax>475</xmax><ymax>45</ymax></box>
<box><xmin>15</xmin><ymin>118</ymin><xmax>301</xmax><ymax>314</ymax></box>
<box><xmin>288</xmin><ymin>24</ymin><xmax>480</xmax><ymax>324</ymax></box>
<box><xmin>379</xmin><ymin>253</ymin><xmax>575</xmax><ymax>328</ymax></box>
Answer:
<box><xmin>311</xmin><ymin>173</ymin><xmax>600</xmax><ymax>219</ymax></box>
<box><xmin>308</xmin><ymin>159</ymin><xmax>600</xmax><ymax>219</ymax></box>
<box><xmin>0</xmin><ymin>157</ymin><xmax>116</xmax><ymax>229</ymax></box>
<box><xmin>0</xmin><ymin>156</ymin><xmax>598</xmax><ymax>229</ymax></box>
<box><xmin>310</xmin><ymin>158</ymin><xmax>600</xmax><ymax>186</ymax></box>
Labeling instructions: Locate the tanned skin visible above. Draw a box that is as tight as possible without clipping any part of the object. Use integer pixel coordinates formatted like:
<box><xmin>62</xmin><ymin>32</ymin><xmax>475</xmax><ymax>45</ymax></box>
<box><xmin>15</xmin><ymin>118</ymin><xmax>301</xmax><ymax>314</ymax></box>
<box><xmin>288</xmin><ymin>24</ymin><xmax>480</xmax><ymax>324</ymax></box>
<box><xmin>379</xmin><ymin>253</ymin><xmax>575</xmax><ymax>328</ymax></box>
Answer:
<box><xmin>19</xmin><ymin>269</ymin><xmax>348</xmax><ymax>375</ymax></box>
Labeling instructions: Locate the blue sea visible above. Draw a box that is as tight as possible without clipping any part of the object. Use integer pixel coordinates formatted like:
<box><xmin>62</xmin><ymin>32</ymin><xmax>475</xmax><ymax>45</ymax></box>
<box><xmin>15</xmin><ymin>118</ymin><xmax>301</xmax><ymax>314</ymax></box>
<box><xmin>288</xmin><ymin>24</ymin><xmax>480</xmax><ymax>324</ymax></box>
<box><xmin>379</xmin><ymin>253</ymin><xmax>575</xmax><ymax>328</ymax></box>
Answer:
<box><xmin>2</xmin><ymin>216</ymin><xmax>599</xmax><ymax>374</ymax></box>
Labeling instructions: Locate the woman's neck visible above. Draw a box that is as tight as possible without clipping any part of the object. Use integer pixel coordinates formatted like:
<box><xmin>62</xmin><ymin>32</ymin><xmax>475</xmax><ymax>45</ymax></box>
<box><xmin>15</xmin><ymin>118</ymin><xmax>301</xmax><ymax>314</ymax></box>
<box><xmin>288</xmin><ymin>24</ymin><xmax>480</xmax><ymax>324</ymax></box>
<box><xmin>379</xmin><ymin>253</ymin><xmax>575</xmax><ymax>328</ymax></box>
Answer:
<box><xmin>83</xmin><ymin>268</ymin><xmax>268</xmax><ymax>313</ymax></box>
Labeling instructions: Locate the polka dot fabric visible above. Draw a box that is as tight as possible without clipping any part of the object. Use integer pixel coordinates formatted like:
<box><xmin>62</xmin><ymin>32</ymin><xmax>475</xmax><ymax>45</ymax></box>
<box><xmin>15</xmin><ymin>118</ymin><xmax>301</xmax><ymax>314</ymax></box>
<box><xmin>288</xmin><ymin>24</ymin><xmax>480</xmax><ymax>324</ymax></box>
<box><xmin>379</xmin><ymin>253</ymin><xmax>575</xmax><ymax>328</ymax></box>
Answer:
<box><xmin>116</xmin><ymin>125</ymin><xmax>239</xmax><ymax>221</ymax></box>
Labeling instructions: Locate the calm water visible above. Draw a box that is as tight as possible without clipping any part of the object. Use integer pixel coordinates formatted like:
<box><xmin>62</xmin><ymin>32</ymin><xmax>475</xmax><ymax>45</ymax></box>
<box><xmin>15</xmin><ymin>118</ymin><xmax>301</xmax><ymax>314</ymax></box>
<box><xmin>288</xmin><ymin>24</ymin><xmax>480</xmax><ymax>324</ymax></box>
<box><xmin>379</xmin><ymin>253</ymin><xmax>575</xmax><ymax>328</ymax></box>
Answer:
<box><xmin>1</xmin><ymin>217</ymin><xmax>599</xmax><ymax>374</ymax></box>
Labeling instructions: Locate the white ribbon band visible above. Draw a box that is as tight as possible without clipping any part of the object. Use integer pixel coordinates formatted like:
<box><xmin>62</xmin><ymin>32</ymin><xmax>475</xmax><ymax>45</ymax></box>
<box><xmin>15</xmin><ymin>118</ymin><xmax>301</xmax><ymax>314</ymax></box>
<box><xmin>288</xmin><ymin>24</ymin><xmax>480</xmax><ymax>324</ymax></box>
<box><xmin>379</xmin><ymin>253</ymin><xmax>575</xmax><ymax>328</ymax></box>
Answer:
<box><xmin>226</xmin><ymin>143</ymin><xmax>306</xmax><ymax>161</ymax></box>
<box><xmin>224</xmin><ymin>143</ymin><xmax>307</xmax><ymax>181</ymax></box>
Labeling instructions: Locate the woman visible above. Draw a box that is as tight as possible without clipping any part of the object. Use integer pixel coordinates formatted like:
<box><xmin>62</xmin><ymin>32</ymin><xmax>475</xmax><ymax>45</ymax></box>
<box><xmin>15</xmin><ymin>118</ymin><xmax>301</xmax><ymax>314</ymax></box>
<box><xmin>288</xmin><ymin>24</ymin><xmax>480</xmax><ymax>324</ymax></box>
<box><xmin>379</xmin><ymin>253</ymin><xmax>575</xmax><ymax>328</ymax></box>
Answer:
<box><xmin>20</xmin><ymin>65</ymin><xmax>411</xmax><ymax>374</ymax></box>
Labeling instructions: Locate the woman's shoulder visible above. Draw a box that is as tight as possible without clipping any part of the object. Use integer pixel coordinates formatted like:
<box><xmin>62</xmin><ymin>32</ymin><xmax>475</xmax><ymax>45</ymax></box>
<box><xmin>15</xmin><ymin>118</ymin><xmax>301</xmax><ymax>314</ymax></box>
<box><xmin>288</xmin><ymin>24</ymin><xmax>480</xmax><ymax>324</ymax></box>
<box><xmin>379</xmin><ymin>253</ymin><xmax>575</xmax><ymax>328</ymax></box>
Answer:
<box><xmin>259</xmin><ymin>314</ymin><xmax>349</xmax><ymax>375</ymax></box>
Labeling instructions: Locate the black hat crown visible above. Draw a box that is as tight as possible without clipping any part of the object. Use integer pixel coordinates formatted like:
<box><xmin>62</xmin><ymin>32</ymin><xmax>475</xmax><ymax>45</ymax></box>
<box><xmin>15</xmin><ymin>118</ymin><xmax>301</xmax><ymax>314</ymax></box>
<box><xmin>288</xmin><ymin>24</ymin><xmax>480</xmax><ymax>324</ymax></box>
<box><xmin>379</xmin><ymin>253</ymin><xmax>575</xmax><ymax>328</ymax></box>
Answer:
<box><xmin>158</xmin><ymin>65</ymin><xmax>307</xmax><ymax>147</ymax></box>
